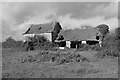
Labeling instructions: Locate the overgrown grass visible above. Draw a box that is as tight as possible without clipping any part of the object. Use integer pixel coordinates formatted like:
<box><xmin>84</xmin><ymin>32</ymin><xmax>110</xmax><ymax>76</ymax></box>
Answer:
<box><xmin>2</xmin><ymin>40</ymin><xmax>24</xmax><ymax>49</ymax></box>
<box><xmin>19</xmin><ymin>50</ymin><xmax>89</xmax><ymax>65</ymax></box>
<box><xmin>96</xmin><ymin>35</ymin><xmax>119</xmax><ymax>58</ymax></box>
<box><xmin>2</xmin><ymin>36</ymin><xmax>58</xmax><ymax>51</ymax></box>
<box><xmin>2</xmin><ymin>33</ymin><xmax>119</xmax><ymax>58</ymax></box>
<box><xmin>77</xmin><ymin>44</ymin><xmax>101</xmax><ymax>51</ymax></box>
<box><xmin>76</xmin><ymin>34</ymin><xmax>119</xmax><ymax>58</ymax></box>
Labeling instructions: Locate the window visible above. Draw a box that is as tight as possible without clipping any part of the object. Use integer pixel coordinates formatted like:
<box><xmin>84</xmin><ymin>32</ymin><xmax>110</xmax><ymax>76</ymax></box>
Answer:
<box><xmin>39</xmin><ymin>27</ymin><xmax>41</xmax><ymax>30</ymax></box>
<box><xmin>96</xmin><ymin>36</ymin><xmax>100</xmax><ymax>40</ymax></box>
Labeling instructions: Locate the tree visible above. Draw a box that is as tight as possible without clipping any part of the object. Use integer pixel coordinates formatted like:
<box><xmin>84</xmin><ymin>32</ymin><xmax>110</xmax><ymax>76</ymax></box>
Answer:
<box><xmin>6</xmin><ymin>36</ymin><xmax>15</xmax><ymax>42</ymax></box>
<box><xmin>115</xmin><ymin>27</ymin><xmax>120</xmax><ymax>39</ymax></box>
<box><xmin>96</xmin><ymin>24</ymin><xmax>109</xmax><ymax>41</ymax></box>
<box><xmin>81</xmin><ymin>25</ymin><xmax>93</xmax><ymax>29</ymax></box>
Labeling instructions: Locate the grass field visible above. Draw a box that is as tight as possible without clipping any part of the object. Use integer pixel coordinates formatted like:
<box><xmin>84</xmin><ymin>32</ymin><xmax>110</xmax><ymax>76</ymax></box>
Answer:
<box><xmin>2</xmin><ymin>48</ymin><xmax>118</xmax><ymax>78</ymax></box>
<box><xmin>1</xmin><ymin>34</ymin><xmax>119</xmax><ymax>78</ymax></box>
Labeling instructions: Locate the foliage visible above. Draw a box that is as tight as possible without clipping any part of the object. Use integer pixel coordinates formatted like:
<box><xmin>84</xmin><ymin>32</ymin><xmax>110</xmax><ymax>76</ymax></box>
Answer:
<box><xmin>25</xmin><ymin>36</ymin><xmax>58</xmax><ymax>50</ymax></box>
<box><xmin>96</xmin><ymin>24</ymin><xmax>109</xmax><ymax>36</ymax></box>
<box><xmin>96</xmin><ymin>35</ymin><xmax>119</xmax><ymax>58</ymax></box>
<box><xmin>20</xmin><ymin>50</ymin><xmax>89</xmax><ymax>65</ymax></box>
<box><xmin>6</xmin><ymin>37</ymin><xmax>15</xmax><ymax>42</ymax></box>
<box><xmin>77</xmin><ymin>44</ymin><xmax>101</xmax><ymax>51</ymax></box>
<box><xmin>34</xmin><ymin>36</ymin><xmax>47</xmax><ymax>43</ymax></box>
<box><xmin>2</xmin><ymin>36</ymin><xmax>58</xmax><ymax>51</ymax></box>
<box><xmin>2</xmin><ymin>31</ymin><xmax>119</xmax><ymax>58</ymax></box>
<box><xmin>115</xmin><ymin>27</ymin><xmax>120</xmax><ymax>39</ymax></box>
<box><xmin>81</xmin><ymin>25</ymin><xmax>93</xmax><ymax>29</ymax></box>
<box><xmin>33</xmin><ymin>36</ymin><xmax>58</xmax><ymax>49</ymax></box>
<box><xmin>2</xmin><ymin>37</ymin><xmax>24</xmax><ymax>49</ymax></box>
<box><xmin>77</xmin><ymin>33</ymin><xmax>119</xmax><ymax>58</ymax></box>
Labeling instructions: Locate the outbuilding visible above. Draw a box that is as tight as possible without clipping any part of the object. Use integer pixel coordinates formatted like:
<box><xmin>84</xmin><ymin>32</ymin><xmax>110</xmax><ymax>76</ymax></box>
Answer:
<box><xmin>55</xmin><ymin>28</ymin><xmax>102</xmax><ymax>49</ymax></box>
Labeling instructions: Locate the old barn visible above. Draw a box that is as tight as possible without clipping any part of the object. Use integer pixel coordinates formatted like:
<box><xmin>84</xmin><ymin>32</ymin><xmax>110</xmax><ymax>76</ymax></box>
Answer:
<box><xmin>23</xmin><ymin>21</ymin><xmax>62</xmax><ymax>42</ymax></box>
<box><xmin>55</xmin><ymin>28</ymin><xmax>102</xmax><ymax>49</ymax></box>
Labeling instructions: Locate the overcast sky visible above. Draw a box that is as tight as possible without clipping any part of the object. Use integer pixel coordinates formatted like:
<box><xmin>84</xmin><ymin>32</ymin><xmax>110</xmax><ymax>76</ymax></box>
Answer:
<box><xmin>1</xmin><ymin>1</ymin><xmax>118</xmax><ymax>41</ymax></box>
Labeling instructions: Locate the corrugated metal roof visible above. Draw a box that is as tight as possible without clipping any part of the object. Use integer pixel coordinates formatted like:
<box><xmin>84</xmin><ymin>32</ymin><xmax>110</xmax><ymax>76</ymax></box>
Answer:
<box><xmin>58</xmin><ymin>28</ymin><xmax>100</xmax><ymax>41</ymax></box>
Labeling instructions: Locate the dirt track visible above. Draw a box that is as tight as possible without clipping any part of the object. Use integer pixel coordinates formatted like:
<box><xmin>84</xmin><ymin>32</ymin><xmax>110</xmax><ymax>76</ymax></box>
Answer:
<box><xmin>2</xmin><ymin>48</ymin><xmax>118</xmax><ymax>78</ymax></box>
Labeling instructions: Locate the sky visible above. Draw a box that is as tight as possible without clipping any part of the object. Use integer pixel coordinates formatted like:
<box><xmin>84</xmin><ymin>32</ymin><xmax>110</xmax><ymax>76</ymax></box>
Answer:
<box><xmin>1</xmin><ymin>0</ymin><xmax>119</xmax><ymax>42</ymax></box>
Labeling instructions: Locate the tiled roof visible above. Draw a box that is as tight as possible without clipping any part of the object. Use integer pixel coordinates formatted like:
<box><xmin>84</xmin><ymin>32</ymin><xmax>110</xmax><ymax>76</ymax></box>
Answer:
<box><xmin>23</xmin><ymin>22</ymin><xmax>55</xmax><ymax>34</ymax></box>
<box><xmin>58</xmin><ymin>28</ymin><xmax>100</xmax><ymax>41</ymax></box>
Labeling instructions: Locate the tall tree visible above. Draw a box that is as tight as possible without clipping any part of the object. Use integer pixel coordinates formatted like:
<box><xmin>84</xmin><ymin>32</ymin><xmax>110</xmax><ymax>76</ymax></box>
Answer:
<box><xmin>81</xmin><ymin>25</ymin><xmax>93</xmax><ymax>29</ymax></box>
<box><xmin>96</xmin><ymin>24</ymin><xmax>109</xmax><ymax>41</ymax></box>
<box><xmin>6</xmin><ymin>36</ymin><xmax>15</xmax><ymax>42</ymax></box>
<box><xmin>115</xmin><ymin>27</ymin><xmax>120</xmax><ymax>39</ymax></box>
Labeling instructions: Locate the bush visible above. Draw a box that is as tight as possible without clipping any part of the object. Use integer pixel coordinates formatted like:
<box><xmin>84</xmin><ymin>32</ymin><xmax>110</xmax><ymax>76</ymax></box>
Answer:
<box><xmin>77</xmin><ymin>34</ymin><xmax>119</xmax><ymax>58</ymax></box>
<box><xmin>35</xmin><ymin>41</ymin><xmax>58</xmax><ymax>51</ymax></box>
<box><xmin>21</xmin><ymin>36</ymin><xmax>59</xmax><ymax>51</ymax></box>
<box><xmin>20</xmin><ymin>55</ymin><xmax>37</xmax><ymax>63</ymax></box>
<box><xmin>96</xmin><ymin>48</ymin><xmax>119</xmax><ymax>58</ymax></box>
<box><xmin>115</xmin><ymin>27</ymin><xmax>120</xmax><ymax>39</ymax></box>
<box><xmin>28</xmin><ymin>36</ymin><xmax>58</xmax><ymax>50</ymax></box>
<box><xmin>19</xmin><ymin>50</ymin><xmax>90</xmax><ymax>65</ymax></box>
<box><xmin>2</xmin><ymin>39</ymin><xmax>24</xmax><ymax>49</ymax></box>
<box><xmin>77</xmin><ymin>44</ymin><xmax>101</xmax><ymax>51</ymax></box>
<box><xmin>96</xmin><ymin>35</ymin><xmax>119</xmax><ymax>58</ymax></box>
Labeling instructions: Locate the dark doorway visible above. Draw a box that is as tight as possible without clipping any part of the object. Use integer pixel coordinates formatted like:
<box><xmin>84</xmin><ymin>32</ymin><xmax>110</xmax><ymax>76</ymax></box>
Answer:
<box><xmin>86</xmin><ymin>40</ymin><xmax>99</xmax><ymax>45</ymax></box>
<box><xmin>71</xmin><ymin>41</ymin><xmax>81</xmax><ymax>48</ymax></box>
<box><xmin>58</xmin><ymin>41</ymin><xmax>66</xmax><ymax>47</ymax></box>
<box><xmin>71</xmin><ymin>41</ymin><xmax>76</xmax><ymax>48</ymax></box>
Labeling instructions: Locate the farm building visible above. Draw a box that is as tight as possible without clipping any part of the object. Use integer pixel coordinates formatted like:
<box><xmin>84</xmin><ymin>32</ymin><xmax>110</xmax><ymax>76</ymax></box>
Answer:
<box><xmin>55</xmin><ymin>28</ymin><xmax>102</xmax><ymax>49</ymax></box>
<box><xmin>23</xmin><ymin>21</ymin><xmax>103</xmax><ymax>49</ymax></box>
<box><xmin>23</xmin><ymin>21</ymin><xmax>62</xmax><ymax>42</ymax></box>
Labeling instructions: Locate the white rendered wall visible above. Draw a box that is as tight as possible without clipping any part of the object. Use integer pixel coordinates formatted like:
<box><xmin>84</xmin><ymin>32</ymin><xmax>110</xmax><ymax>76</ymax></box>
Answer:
<box><xmin>23</xmin><ymin>34</ymin><xmax>35</xmax><ymax>42</ymax></box>
<box><xmin>23</xmin><ymin>33</ymin><xmax>52</xmax><ymax>42</ymax></box>
<box><xmin>82</xmin><ymin>41</ymin><xmax>86</xmax><ymax>44</ymax></box>
<box><xmin>42</xmin><ymin>33</ymin><xmax>52</xmax><ymax>42</ymax></box>
<box><xmin>66</xmin><ymin>41</ymin><xmax>71</xmax><ymax>48</ymax></box>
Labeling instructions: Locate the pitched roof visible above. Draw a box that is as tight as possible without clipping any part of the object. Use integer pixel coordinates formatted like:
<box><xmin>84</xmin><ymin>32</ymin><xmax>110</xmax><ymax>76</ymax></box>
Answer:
<box><xmin>57</xmin><ymin>28</ymin><xmax>100</xmax><ymax>41</ymax></box>
<box><xmin>23</xmin><ymin>22</ymin><xmax>56</xmax><ymax>34</ymax></box>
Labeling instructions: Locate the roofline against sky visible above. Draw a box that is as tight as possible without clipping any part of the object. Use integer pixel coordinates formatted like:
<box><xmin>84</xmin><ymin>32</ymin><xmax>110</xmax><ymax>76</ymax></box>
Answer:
<box><xmin>1</xmin><ymin>0</ymin><xmax>119</xmax><ymax>2</ymax></box>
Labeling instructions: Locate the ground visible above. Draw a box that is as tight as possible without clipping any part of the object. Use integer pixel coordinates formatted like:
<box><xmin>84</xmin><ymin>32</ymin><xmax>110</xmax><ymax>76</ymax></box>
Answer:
<box><xmin>2</xmin><ymin>48</ymin><xmax>118</xmax><ymax>78</ymax></box>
